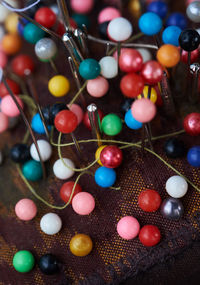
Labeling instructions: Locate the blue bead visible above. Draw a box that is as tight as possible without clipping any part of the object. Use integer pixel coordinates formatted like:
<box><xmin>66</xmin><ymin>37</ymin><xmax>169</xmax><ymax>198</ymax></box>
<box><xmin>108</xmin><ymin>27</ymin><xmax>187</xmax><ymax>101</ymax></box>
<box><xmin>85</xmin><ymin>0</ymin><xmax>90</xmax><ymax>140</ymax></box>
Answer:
<box><xmin>18</xmin><ymin>19</ymin><xmax>29</xmax><ymax>36</ymax></box>
<box><xmin>187</xmin><ymin>146</ymin><xmax>200</xmax><ymax>167</ymax></box>
<box><xmin>31</xmin><ymin>113</ymin><xmax>51</xmax><ymax>134</ymax></box>
<box><xmin>166</xmin><ymin>13</ymin><xmax>187</xmax><ymax>30</ymax></box>
<box><xmin>162</xmin><ymin>26</ymin><xmax>182</xmax><ymax>46</ymax></box>
<box><xmin>147</xmin><ymin>1</ymin><xmax>168</xmax><ymax>19</ymax></box>
<box><xmin>139</xmin><ymin>12</ymin><xmax>162</xmax><ymax>36</ymax></box>
<box><xmin>22</xmin><ymin>160</ymin><xmax>43</xmax><ymax>181</ymax></box>
<box><xmin>95</xmin><ymin>167</ymin><xmax>116</xmax><ymax>188</ymax></box>
<box><xmin>125</xmin><ymin>110</ymin><xmax>143</xmax><ymax>130</ymax></box>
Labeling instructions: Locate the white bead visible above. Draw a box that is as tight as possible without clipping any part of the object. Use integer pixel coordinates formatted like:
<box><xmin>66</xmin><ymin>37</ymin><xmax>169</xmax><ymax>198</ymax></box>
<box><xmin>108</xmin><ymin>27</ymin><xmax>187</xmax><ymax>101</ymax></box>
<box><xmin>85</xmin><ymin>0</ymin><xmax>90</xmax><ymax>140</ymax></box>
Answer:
<box><xmin>107</xmin><ymin>17</ymin><xmax>133</xmax><ymax>42</ymax></box>
<box><xmin>30</xmin><ymin>140</ymin><xmax>52</xmax><ymax>162</ymax></box>
<box><xmin>0</xmin><ymin>25</ymin><xmax>5</xmax><ymax>41</ymax></box>
<box><xmin>99</xmin><ymin>56</ymin><xmax>118</xmax><ymax>79</ymax></box>
<box><xmin>166</xmin><ymin>175</ymin><xmax>188</xmax><ymax>198</ymax></box>
<box><xmin>40</xmin><ymin>213</ymin><xmax>62</xmax><ymax>235</ymax></box>
<box><xmin>136</xmin><ymin>48</ymin><xmax>152</xmax><ymax>63</ymax></box>
<box><xmin>53</xmin><ymin>158</ymin><xmax>75</xmax><ymax>180</ymax></box>
<box><xmin>187</xmin><ymin>2</ymin><xmax>200</xmax><ymax>23</ymax></box>
<box><xmin>35</xmin><ymin>38</ymin><xmax>57</xmax><ymax>61</ymax></box>
<box><xmin>0</xmin><ymin>151</ymin><xmax>3</xmax><ymax>165</ymax></box>
<box><xmin>0</xmin><ymin>0</ymin><xmax>19</xmax><ymax>23</ymax></box>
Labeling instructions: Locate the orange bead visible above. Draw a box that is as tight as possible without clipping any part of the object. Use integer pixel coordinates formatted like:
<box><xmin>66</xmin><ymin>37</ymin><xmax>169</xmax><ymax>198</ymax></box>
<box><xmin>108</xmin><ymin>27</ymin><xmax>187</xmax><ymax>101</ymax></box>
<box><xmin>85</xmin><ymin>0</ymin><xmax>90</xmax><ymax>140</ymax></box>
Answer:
<box><xmin>2</xmin><ymin>34</ymin><xmax>22</xmax><ymax>55</ymax></box>
<box><xmin>157</xmin><ymin>44</ymin><xmax>180</xmax><ymax>68</ymax></box>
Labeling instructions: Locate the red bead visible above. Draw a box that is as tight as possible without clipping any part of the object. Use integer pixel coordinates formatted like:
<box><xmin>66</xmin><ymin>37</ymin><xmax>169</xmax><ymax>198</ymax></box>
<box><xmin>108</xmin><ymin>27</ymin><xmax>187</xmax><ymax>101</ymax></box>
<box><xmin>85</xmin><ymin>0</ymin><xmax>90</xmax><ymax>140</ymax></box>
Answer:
<box><xmin>183</xmin><ymin>112</ymin><xmax>200</xmax><ymax>136</ymax></box>
<box><xmin>180</xmin><ymin>48</ymin><xmax>199</xmax><ymax>64</ymax></box>
<box><xmin>120</xmin><ymin>73</ymin><xmax>144</xmax><ymax>98</ymax></box>
<box><xmin>54</xmin><ymin>110</ymin><xmax>78</xmax><ymax>133</ymax></box>
<box><xmin>139</xmin><ymin>225</ymin><xmax>161</xmax><ymax>247</ymax></box>
<box><xmin>119</xmin><ymin>48</ymin><xmax>143</xmax><ymax>73</ymax></box>
<box><xmin>138</xmin><ymin>189</ymin><xmax>161</xmax><ymax>212</ymax></box>
<box><xmin>0</xmin><ymin>79</ymin><xmax>20</xmax><ymax>98</ymax></box>
<box><xmin>35</xmin><ymin>7</ymin><xmax>56</xmax><ymax>28</ymax></box>
<box><xmin>100</xmin><ymin>145</ymin><xmax>123</xmax><ymax>168</ymax></box>
<box><xmin>11</xmin><ymin>54</ymin><xmax>35</xmax><ymax>77</ymax></box>
<box><xmin>60</xmin><ymin>181</ymin><xmax>82</xmax><ymax>204</ymax></box>
<box><xmin>83</xmin><ymin>109</ymin><xmax>104</xmax><ymax>130</ymax></box>
<box><xmin>141</xmin><ymin>61</ymin><xmax>163</xmax><ymax>85</ymax></box>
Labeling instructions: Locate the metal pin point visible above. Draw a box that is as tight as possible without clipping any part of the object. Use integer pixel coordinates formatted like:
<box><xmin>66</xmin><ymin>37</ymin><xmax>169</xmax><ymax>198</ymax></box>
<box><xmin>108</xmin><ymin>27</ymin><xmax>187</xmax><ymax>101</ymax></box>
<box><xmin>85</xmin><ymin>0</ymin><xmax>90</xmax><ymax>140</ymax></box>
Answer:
<box><xmin>87</xmin><ymin>104</ymin><xmax>102</xmax><ymax>147</ymax></box>
<box><xmin>189</xmin><ymin>63</ymin><xmax>200</xmax><ymax>103</ymax></box>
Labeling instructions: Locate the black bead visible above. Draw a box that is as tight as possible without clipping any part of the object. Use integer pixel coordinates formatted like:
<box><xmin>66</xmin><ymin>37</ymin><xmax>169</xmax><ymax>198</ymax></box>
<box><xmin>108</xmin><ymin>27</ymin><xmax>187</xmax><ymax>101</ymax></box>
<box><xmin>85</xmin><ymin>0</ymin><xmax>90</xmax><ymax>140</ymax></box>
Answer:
<box><xmin>42</xmin><ymin>105</ymin><xmax>51</xmax><ymax>125</ymax></box>
<box><xmin>49</xmin><ymin>103</ymin><xmax>68</xmax><ymax>125</ymax></box>
<box><xmin>120</xmin><ymin>98</ymin><xmax>134</xmax><ymax>115</ymax></box>
<box><xmin>164</xmin><ymin>138</ymin><xmax>186</xmax><ymax>159</ymax></box>
<box><xmin>98</xmin><ymin>21</ymin><xmax>110</xmax><ymax>40</ymax></box>
<box><xmin>25</xmin><ymin>0</ymin><xmax>45</xmax><ymax>18</ymax></box>
<box><xmin>179</xmin><ymin>29</ymin><xmax>200</xmax><ymax>52</ymax></box>
<box><xmin>10</xmin><ymin>144</ymin><xmax>30</xmax><ymax>163</ymax></box>
<box><xmin>39</xmin><ymin>254</ymin><xmax>60</xmax><ymax>275</ymax></box>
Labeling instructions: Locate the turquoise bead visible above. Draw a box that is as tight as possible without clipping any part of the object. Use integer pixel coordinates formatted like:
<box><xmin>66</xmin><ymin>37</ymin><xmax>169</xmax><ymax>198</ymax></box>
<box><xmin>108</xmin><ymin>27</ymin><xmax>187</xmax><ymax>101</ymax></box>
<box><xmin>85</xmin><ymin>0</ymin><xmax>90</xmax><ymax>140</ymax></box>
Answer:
<box><xmin>79</xmin><ymin>59</ymin><xmax>101</xmax><ymax>80</ymax></box>
<box><xmin>23</xmin><ymin>23</ymin><xmax>46</xmax><ymax>44</ymax></box>
<box><xmin>72</xmin><ymin>14</ymin><xmax>90</xmax><ymax>29</ymax></box>
<box><xmin>22</xmin><ymin>160</ymin><xmax>43</xmax><ymax>181</ymax></box>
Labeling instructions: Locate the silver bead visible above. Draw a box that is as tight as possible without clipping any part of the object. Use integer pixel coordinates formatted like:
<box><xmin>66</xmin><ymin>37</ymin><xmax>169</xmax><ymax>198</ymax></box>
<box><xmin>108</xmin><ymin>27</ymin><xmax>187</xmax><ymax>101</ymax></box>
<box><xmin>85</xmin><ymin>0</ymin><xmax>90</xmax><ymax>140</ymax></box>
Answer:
<box><xmin>35</xmin><ymin>38</ymin><xmax>57</xmax><ymax>61</ymax></box>
<box><xmin>160</xmin><ymin>197</ymin><xmax>184</xmax><ymax>220</ymax></box>
<box><xmin>186</xmin><ymin>2</ymin><xmax>200</xmax><ymax>23</ymax></box>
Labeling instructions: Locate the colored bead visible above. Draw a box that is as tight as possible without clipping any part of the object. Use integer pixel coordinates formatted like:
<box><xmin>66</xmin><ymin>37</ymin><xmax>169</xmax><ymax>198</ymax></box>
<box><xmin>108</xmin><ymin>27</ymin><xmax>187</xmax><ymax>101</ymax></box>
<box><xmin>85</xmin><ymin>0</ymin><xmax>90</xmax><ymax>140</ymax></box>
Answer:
<box><xmin>183</xmin><ymin>113</ymin><xmax>200</xmax><ymax>136</ymax></box>
<box><xmin>40</xmin><ymin>213</ymin><xmax>62</xmax><ymax>235</ymax></box>
<box><xmin>70</xmin><ymin>0</ymin><xmax>94</xmax><ymax>14</ymax></box>
<box><xmin>60</xmin><ymin>181</ymin><xmax>82</xmax><ymax>204</ymax></box>
<box><xmin>67</xmin><ymin>104</ymin><xmax>83</xmax><ymax>125</ymax></box>
<box><xmin>120</xmin><ymin>98</ymin><xmax>134</xmax><ymax>115</ymax></box>
<box><xmin>53</xmin><ymin>158</ymin><xmax>75</xmax><ymax>180</ymax></box>
<box><xmin>23</xmin><ymin>22</ymin><xmax>46</xmax><ymax>44</ymax></box>
<box><xmin>35</xmin><ymin>7</ymin><xmax>56</xmax><ymax>28</ymax></box>
<box><xmin>186</xmin><ymin>2</ymin><xmax>200</xmax><ymax>23</ymax></box>
<box><xmin>139</xmin><ymin>12</ymin><xmax>162</xmax><ymax>36</ymax></box>
<box><xmin>99</xmin><ymin>56</ymin><xmax>118</xmax><ymax>79</ymax></box>
<box><xmin>107</xmin><ymin>17</ymin><xmax>133</xmax><ymax>41</ymax></box>
<box><xmin>137</xmin><ymin>85</ymin><xmax>157</xmax><ymax>103</ymax></box>
<box><xmin>0</xmin><ymin>112</ymin><xmax>8</xmax><ymax>133</ymax></box>
<box><xmin>179</xmin><ymin>29</ymin><xmax>200</xmax><ymax>52</ymax></box>
<box><xmin>5</xmin><ymin>12</ymin><xmax>19</xmax><ymax>34</ymax></box>
<box><xmin>180</xmin><ymin>48</ymin><xmax>199</xmax><ymax>64</ymax></box>
<box><xmin>120</xmin><ymin>73</ymin><xmax>144</xmax><ymax>98</ymax></box>
<box><xmin>98</xmin><ymin>21</ymin><xmax>109</xmax><ymax>39</ymax></box>
<box><xmin>11</xmin><ymin>54</ymin><xmax>35</xmax><ymax>76</ymax></box>
<box><xmin>139</xmin><ymin>225</ymin><xmax>161</xmax><ymax>247</ymax></box>
<box><xmin>101</xmin><ymin>114</ymin><xmax>122</xmax><ymax>136</ymax></box>
<box><xmin>54</xmin><ymin>110</ymin><xmax>78</xmax><ymax>134</ymax></box>
<box><xmin>79</xmin><ymin>58</ymin><xmax>101</xmax><ymax>80</ymax></box>
<box><xmin>83</xmin><ymin>109</ymin><xmax>104</xmax><ymax>130</ymax></box>
<box><xmin>166</xmin><ymin>175</ymin><xmax>188</xmax><ymax>198</ymax></box>
<box><xmin>39</xmin><ymin>254</ymin><xmax>60</xmax><ymax>275</ymax></box>
<box><xmin>100</xmin><ymin>145</ymin><xmax>123</xmax><ymax>168</ymax></box>
<box><xmin>22</xmin><ymin>160</ymin><xmax>43</xmax><ymax>181</ymax></box>
<box><xmin>166</xmin><ymin>13</ymin><xmax>187</xmax><ymax>30</ymax></box>
<box><xmin>10</xmin><ymin>143</ymin><xmax>30</xmax><ymax>163</ymax></box>
<box><xmin>136</xmin><ymin>48</ymin><xmax>152</xmax><ymax>63</ymax></box>
<box><xmin>35</xmin><ymin>38</ymin><xmax>57</xmax><ymax>61</ymax></box>
<box><xmin>119</xmin><ymin>48</ymin><xmax>143</xmax><ymax>73</ymax></box>
<box><xmin>117</xmin><ymin>216</ymin><xmax>140</xmax><ymax>240</ymax></box>
<box><xmin>147</xmin><ymin>1</ymin><xmax>168</xmax><ymax>19</ymax></box>
<box><xmin>0</xmin><ymin>0</ymin><xmax>19</xmax><ymax>23</ymax></box>
<box><xmin>30</xmin><ymin>140</ymin><xmax>52</xmax><ymax>162</ymax></box>
<box><xmin>164</xmin><ymin>138</ymin><xmax>186</xmax><ymax>158</ymax></box>
<box><xmin>157</xmin><ymin>44</ymin><xmax>180</xmax><ymax>68</ymax></box>
<box><xmin>0</xmin><ymin>50</ymin><xmax>7</xmax><ymax>68</ymax></box>
<box><xmin>141</xmin><ymin>60</ymin><xmax>163</xmax><ymax>85</ymax></box>
<box><xmin>162</xmin><ymin>26</ymin><xmax>182</xmax><ymax>47</ymax></box>
<box><xmin>0</xmin><ymin>79</ymin><xmax>20</xmax><ymax>98</ymax></box>
<box><xmin>160</xmin><ymin>197</ymin><xmax>184</xmax><ymax>220</ymax></box>
<box><xmin>95</xmin><ymin>145</ymin><xmax>107</xmax><ymax>165</ymax></box>
<box><xmin>187</xmin><ymin>146</ymin><xmax>200</xmax><ymax>167</ymax></box>
<box><xmin>46</xmin><ymin>103</ymin><xmax>67</xmax><ymax>125</ymax></box>
<box><xmin>98</xmin><ymin>7</ymin><xmax>121</xmax><ymax>24</ymax></box>
<box><xmin>125</xmin><ymin>109</ymin><xmax>143</xmax><ymax>130</ymax></box>
<box><xmin>71</xmin><ymin>14</ymin><xmax>90</xmax><ymax>29</ymax></box>
<box><xmin>1</xmin><ymin>34</ymin><xmax>21</xmax><ymax>55</ymax></box>
<box><xmin>48</xmin><ymin>75</ymin><xmax>70</xmax><ymax>97</ymax></box>
<box><xmin>13</xmin><ymin>250</ymin><xmax>35</xmax><ymax>273</ymax></box>
<box><xmin>70</xmin><ymin>234</ymin><xmax>93</xmax><ymax>257</ymax></box>
<box><xmin>1</xmin><ymin>95</ymin><xmax>23</xmax><ymax>117</ymax></box>
<box><xmin>87</xmin><ymin>76</ymin><xmax>109</xmax><ymax>97</ymax></box>
<box><xmin>15</xmin><ymin>198</ymin><xmax>37</xmax><ymax>221</ymax></box>
<box><xmin>72</xmin><ymin>192</ymin><xmax>95</xmax><ymax>215</ymax></box>
<box><xmin>95</xmin><ymin>166</ymin><xmax>116</xmax><ymax>188</ymax></box>
<box><xmin>31</xmin><ymin>113</ymin><xmax>51</xmax><ymax>134</ymax></box>
<box><xmin>138</xmin><ymin>189</ymin><xmax>161</xmax><ymax>212</ymax></box>
<box><xmin>131</xmin><ymin>98</ymin><xmax>156</xmax><ymax>123</ymax></box>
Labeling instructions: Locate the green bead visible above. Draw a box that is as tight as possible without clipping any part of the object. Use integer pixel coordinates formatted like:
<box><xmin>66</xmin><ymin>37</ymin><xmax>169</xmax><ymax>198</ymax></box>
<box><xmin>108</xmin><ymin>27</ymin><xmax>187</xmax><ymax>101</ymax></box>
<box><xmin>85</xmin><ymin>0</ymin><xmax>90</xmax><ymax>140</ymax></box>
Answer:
<box><xmin>102</xmin><ymin>114</ymin><xmax>122</xmax><ymax>136</ymax></box>
<box><xmin>72</xmin><ymin>14</ymin><xmax>90</xmax><ymax>29</ymax></box>
<box><xmin>23</xmin><ymin>23</ymin><xmax>46</xmax><ymax>44</ymax></box>
<box><xmin>22</xmin><ymin>160</ymin><xmax>43</xmax><ymax>181</ymax></box>
<box><xmin>13</xmin><ymin>250</ymin><xmax>35</xmax><ymax>273</ymax></box>
<box><xmin>79</xmin><ymin>58</ymin><xmax>101</xmax><ymax>80</ymax></box>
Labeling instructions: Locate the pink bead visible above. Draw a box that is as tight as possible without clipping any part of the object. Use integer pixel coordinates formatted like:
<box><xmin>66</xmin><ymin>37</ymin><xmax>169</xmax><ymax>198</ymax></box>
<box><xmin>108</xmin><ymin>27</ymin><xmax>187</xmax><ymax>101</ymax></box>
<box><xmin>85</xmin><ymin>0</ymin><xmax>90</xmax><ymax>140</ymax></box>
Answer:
<box><xmin>0</xmin><ymin>112</ymin><xmax>9</xmax><ymax>133</ymax></box>
<box><xmin>67</xmin><ymin>103</ymin><xmax>83</xmax><ymax>125</ymax></box>
<box><xmin>119</xmin><ymin>48</ymin><xmax>143</xmax><ymax>73</ymax></box>
<box><xmin>131</xmin><ymin>98</ymin><xmax>156</xmax><ymax>123</ymax></box>
<box><xmin>117</xmin><ymin>216</ymin><xmax>140</xmax><ymax>240</ymax></box>
<box><xmin>15</xmin><ymin>198</ymin><xmax>37</xmax><ymax>221</ymax></box>
<box><xmin>72</xmin><ymin>192</ymin><xmax>95</xmax><ymax>215</ymax></box>
<box><xmin>98</xmin><ymin>7</ymin><xmax>121</xmax><ymax>24</ymax></box>
<box><xmin>87</xmin><ymin>76</ymin><xmax>109</xmax><ymax>98</ymax></box>
<box><xmin>0</xmin><ymin>50</ymin><xmax>7</xmax><ymax>68</ymax></box>
<box><xmin>70</xmin><ymin>0</ymin><xmax>94</xmax><ymax>14</ymax></box>
<box><xmin>1</xmin><ymin>95</ymin><xmax>23</xmax><ymax>117</ymax></box>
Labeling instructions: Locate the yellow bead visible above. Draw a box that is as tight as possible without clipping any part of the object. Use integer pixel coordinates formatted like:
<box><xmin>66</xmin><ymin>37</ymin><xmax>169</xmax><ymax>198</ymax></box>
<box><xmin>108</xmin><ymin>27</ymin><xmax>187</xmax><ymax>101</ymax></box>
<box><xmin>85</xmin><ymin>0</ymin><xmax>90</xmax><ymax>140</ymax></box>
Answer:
<box><xmin>70</xmin><ymin>234</ymin><xmax>93</xmax><ymax>257</ymax></box>
<box><xmin>5</xmin><ymin>13</ymin><xmax>18</xmax><ymax>34</ymax></box>
<box><xmin>128</xmin><ymin>0</ymin><xmax>142</xmax><ymax>18</ymax></box>
<box><xmin>137</xmin><ymin>85</ymin><xmax>157</xmax><ymax>103</ymax></box>
<box><xmin>95</xmin><ymin>145</ymin><xmax>107</xmax><ymax>166</ymax></box>
<box><xmin>48</xmin><ymin>75</ymin><xmax>70</xmax><ymax>97</ymax></box>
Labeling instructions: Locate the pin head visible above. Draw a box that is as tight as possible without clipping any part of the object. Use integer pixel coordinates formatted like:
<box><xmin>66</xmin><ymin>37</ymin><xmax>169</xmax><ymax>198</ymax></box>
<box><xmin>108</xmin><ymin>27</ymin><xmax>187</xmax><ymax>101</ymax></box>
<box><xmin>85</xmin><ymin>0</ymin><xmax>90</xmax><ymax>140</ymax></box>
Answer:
<box><xmin>190</xmin><ymin>62</ymin><xmax>200</xmax><ymax>74</ymax></box>
<box><xmin>39</xmin><ymin>254</ymin><xmax>60</xmax><ymax>275</ymax></box>
<box><xmin>120</xmin><ymin>73</ymin><xmax>144</xmax><ymax>98</ymax></box>
<box><xmin>186</xmin><ymin>1</ymin><xmax>200</xmax><ymax>23</ymax></box>
<box><xmin>11</xmin><ymin>54</ymin><xmax>35</xmax><ymax>77</ymax></box>
<box><xmin>166</xmin><ymin>12</ymin><xmax>187</xmax><ymax>30</ymax></box>
<box><xmin>183</xmin><ymin>112</ymin><xmax>200</xmax><ymax>136</ymax></box>
<box><xmin>107</xmin><ymin>17</ymin><xmax>133</xmax><ymax>41</ymax></box>
<box><xmin>118</xmin><ymin>48</ymin><xmax>143</xmax><ymax>73</ymax></box>
<box><xmin>2</xmin><ymin>34</ymin><xmax>22</xmax><ymax>55</ymax></box>
<box><xmin>54</xmin><ymin>110</ymin><xmax>78</xmax><ymax>134</ymax></box>
<box><xmin>35</xmin><ymin>7</ymin><xmax>56</xmax><ymax>28</ymax></box>
<box><xmin>70</xmin><ymin>0</ymin><xmax>94</xmax><ymax>14</ymax></box>
<box><xmin>162</xmin><ymin>25</ymin><xmax>182</xmax><ymax>47</ymax></box>
<box><xmin>157</xmin><ymin>44</ymin><xmax>180</xmax><ymax>67</ymax></box>
<box><xmin>139</xmin><ymin>12</ymin><xmax>162</xmax><ymax>36</ymax></box>
<box><xmin>23</xmin><ymin>22</ymin><xmax>46</xmax><ymax>44</ymax></box>
<box><xmin>35</xmin><ymin>38</ymin><xmax>57</xmax><ymax>62</ymax></box>
<box><xmin>98</xmin><ymin>7</ymin><xmax>121</xmax><ymax>24</ymax></box>
<box><xmin>179</xmin><ymin>29</ymin><xmax>200</xmax><ymax>52</ymax></box>
<box><xmin>79</xmin><ymin>58</ymin><xmax>101</xmax><ymax>79</ymax></box>
<box><xmin>147</xmin><ymin>1</ymin><xmax>168</xmax><ymax>19</ymax></box>
<box><xmin>141</xmin><ymin>60</ymin><xmax>163</xmax><ymax>85</ymax></box>
<box><xmin>131</xmin><ymin>98</ymin><xmax>156</xmax><ymax>123</ymax></box>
